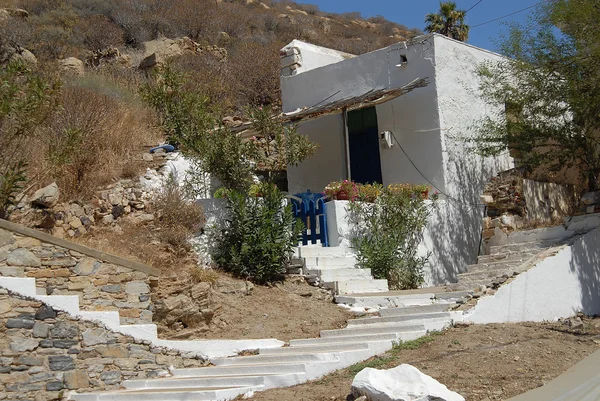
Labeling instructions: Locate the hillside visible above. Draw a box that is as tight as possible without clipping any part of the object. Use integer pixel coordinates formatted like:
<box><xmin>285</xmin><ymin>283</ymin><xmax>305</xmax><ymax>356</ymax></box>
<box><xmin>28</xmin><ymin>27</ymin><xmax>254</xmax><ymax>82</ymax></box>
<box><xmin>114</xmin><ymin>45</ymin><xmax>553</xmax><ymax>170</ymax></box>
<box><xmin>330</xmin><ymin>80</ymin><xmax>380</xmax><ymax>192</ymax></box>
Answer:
<box><xmin>0</xmin><ymin>0</ymin><xmax>421</xmax><ymax>114</ymax></box>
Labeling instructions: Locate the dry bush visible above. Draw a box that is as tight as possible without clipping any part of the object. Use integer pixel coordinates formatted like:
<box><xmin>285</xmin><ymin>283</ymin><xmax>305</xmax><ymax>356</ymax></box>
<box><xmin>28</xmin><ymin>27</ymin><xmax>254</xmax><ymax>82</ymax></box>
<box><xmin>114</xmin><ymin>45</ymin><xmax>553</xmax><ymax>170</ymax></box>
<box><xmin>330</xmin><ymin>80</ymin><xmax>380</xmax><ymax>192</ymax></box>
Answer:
<box><xmin>74</xmin><ymin>14</ymin><xmax>124</xmax><ymax>51</ymax></box>
<box><xmin>190</xmin><ymin>267</ymin><xmax>219</xmax><ymax>284</ymax></box>
<box><xmin>153</xmin><ymin>175</ymin><xmax>205</xmax><ymax>250</ymax></box>
<box><xmin>35</xmin><ymin>83</ymin><xmax>160</xmax><ymax>198</ymax></box>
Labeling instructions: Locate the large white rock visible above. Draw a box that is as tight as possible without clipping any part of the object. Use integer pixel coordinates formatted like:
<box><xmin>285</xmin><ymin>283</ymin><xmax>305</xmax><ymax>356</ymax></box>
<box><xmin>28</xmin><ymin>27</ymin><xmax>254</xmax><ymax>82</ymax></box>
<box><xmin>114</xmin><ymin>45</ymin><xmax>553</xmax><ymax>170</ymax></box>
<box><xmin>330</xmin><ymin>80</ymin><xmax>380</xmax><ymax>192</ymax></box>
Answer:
<box><xmin>351</xmin><ymin>364</ymin><xmax>464</xmax><ymax>401</ymax></box>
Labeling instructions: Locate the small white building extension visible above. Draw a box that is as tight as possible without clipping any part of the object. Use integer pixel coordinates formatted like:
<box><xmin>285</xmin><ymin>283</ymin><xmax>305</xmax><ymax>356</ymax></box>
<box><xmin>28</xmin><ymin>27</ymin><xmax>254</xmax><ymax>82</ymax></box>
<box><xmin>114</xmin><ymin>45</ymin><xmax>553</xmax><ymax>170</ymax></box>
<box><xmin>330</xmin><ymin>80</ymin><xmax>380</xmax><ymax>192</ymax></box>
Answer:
<box><xmin>280</xmin><ymin>34</ymin><xmax>513</xmax><ymax>286</ymax></box>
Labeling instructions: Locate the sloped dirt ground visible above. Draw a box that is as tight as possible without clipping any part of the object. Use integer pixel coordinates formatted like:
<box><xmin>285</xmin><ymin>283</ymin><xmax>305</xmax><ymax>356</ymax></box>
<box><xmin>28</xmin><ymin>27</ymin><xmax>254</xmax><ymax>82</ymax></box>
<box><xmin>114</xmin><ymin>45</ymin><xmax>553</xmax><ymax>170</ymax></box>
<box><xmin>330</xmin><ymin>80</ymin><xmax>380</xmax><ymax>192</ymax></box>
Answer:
<box><xmin>243</xmin><ymin>317</ymin><xmax>600</xmax><ymax>401</ymax></box>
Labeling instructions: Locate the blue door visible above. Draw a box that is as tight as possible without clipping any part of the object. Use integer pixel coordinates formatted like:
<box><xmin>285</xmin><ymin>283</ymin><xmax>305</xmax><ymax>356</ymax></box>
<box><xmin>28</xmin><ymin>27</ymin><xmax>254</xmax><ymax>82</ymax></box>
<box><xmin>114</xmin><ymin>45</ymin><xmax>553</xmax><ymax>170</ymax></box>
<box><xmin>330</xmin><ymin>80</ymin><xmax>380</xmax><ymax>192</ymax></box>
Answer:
<box><xmin>348</xmin><ymin>107</ymin><xmax>383</xmax><ymax>184</ymax></box>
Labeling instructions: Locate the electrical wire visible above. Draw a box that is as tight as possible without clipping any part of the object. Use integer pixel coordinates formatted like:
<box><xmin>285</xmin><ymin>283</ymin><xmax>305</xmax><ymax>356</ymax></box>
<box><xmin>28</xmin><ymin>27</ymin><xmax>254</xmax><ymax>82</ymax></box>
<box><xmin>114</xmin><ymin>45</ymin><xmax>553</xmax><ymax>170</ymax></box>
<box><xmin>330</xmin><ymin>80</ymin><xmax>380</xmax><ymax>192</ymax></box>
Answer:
<box><xmin>387</xmin><ymin>130</ymin><xmax>487</xmax><ymax>210</ymax></box>
<box><xmin>471</xmin><ymin>3</ymin><xmax>539</xmax><ymax>28</ymax></box>
<box><xmin>465</xmin><ymin>0</ymin><xmax>485</xmax><ymax>13</ymax></box>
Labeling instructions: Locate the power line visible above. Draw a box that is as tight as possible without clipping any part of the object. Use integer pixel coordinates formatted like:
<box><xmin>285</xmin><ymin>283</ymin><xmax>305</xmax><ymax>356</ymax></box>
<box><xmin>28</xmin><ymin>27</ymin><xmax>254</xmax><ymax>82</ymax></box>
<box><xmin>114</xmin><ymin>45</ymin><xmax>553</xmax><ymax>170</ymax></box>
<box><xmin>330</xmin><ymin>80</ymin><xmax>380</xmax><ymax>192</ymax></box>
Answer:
<box><xmin>471</xmin><ymin>4</ymin><xmax>539</xmax><ymax>28</ymax></box>
<box><xmin>465</xmin><ymin>0</ymin><xmax>485</xmax><ymax>13</ymax></box>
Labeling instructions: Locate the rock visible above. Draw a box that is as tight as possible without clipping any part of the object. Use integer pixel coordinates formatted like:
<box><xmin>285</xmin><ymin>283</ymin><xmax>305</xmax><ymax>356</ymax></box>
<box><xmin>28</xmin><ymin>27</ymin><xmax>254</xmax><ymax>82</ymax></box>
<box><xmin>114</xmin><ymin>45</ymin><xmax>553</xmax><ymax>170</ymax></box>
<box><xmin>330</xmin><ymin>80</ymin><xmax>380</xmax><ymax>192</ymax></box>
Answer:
<box><xmin>101</xmin><ymin>284</ymin><xmax>121</xmax><ymax>293</ymax></box>
<box><xmin>35</xmin><ymin>305</ymin><xmax>57</xmax><ymax>320</ymax></box>
<box><xmin>6</xmin><ymin>317</ymin><xmax>35</xmax><ymax>329</ymax></box>
<box><xmin>101</xmin><ymin>214</ymin><xmax>115</xmax><ymax>225</ymax></box>
<box><xmin>190</xmin><ymin>282</ymin><xmax>211</xmax><ymax>300</ymax></box>
<box><xmin>10</xmin><ymin>47</ymin><xmax>37</xmax><ymax>65</ymax></box>
<box><xmin>71</xmin><ymin>258</ymin><xmax>101</xmax><ymax>276</ymax></box>
<box><xmin>7</xmin><ymin>248</ymin><xmax>41</xmax><ymax>267</ymax></box>
<box><xmin>126</xmin><ymin>281</ymin><xmax>150</xmax><ymax>294</ymax></box>
<box><xmin>100</xmin><ymin>371</ymin><xmax>122</xmax><ymax>385</ymax></box>
<box><xmin>581</xmin><ymin>190</ymin><xmax>600</xmax><ymax>205</ymax></box>
<box><xmin>30</xmin><ymin>182</ymin><xmax>59</xmax><ymax>208</ymax></box>
<box><xmin>215</xmin><ymin>281</ymin><xmax>254</xmax><ymax>295</ymax></box>
<box><xmin>46</xmin><ymin>381</ymin><xmax>64</xmax><ymax>391</ymax></box>
<box><xmin>48</xmin><ymin>355</ymin><xmax>75</xmax><ymax>371</ymax></box>
<box><xmin>10</xmin><ymin>338</ymin><xmax>39</xmax><ymax>352</ymax></box>
<box><xmin>59</xmin><ymin>57</ymin><xmax>84</xmax><ymax>76</ymax></box>
<box><xmin>112</xmin><ymin>204</ymin><xmax>125</xmax><ymax>219</ymax></box>
<box><xmin>64</xmin><ymin>370</ymin><xmax>89</xmax><ymax>389</ymax></box>
<box><xmin>82</xmin><ymin>328</ymin><xmax>113</xmax><ymax>346</ymax></box>
<box><xmin>69</xmin><ymin>218</ymin><xmax>83</xmax><ymax>229</ymax></box>
<box><xmin>33</xmin><ymin>322</ymin><xmax>49</xmax><ymax>338</ymax></box>
<box><xmin>143</xmin><ymin>153</ymin><xmax>153</xmax><ymax>161</ymax></box>
<box><xmin>351</xmin><ymin>364</ymin><xmax>465</xmax><ymax>401</ymax></box>
<box><xmin>50</xmin><ymin>321</ymin><xmax>79</xmax><ymax>339</ymax></box>
<box><xmin>0</xmin><ymin>228</ymin><xmax>15</xmax><ymax>247</ymax></box>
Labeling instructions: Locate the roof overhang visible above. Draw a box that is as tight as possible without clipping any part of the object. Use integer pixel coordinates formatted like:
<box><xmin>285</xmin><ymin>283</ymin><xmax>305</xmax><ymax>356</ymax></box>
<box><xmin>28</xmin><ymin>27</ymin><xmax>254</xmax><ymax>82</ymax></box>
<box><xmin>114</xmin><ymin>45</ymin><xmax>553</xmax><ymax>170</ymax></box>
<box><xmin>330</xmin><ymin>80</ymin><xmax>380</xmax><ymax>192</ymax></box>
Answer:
<box><xmin>232</xmin><ymin>77</ymin><xmax>429</xmax><ymax>138</ymax></box>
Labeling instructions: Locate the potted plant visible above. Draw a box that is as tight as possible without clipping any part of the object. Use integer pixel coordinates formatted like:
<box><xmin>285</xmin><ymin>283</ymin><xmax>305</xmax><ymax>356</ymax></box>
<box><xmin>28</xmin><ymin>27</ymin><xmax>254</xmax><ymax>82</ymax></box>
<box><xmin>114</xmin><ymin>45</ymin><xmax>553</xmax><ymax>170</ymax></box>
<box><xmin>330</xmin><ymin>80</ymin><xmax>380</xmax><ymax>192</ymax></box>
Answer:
<box><xmin>358</xmin><ymin>183</ymin><xmax>383</xmax><ymax>203</ymax></box>
<box><xmin>324</xmin><ymin>180</ymin><xmax>359</xmax><ymax>201</ymax></box>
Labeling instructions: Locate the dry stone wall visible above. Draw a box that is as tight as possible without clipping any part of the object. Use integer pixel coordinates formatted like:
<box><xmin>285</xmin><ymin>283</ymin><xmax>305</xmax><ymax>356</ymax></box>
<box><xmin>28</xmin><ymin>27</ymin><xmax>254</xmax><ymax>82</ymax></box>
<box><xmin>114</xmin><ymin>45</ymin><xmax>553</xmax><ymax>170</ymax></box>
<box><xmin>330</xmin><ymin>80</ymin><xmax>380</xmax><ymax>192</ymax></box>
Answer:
<box><xmin>0</xmin><ymin>222</ymin><xmax>158</xmax><ymax>325</ymax></box>
<box><xmin>0</xmin><ymin>289</ymin><xmax>205</xmax><ymax>401</ymax></box>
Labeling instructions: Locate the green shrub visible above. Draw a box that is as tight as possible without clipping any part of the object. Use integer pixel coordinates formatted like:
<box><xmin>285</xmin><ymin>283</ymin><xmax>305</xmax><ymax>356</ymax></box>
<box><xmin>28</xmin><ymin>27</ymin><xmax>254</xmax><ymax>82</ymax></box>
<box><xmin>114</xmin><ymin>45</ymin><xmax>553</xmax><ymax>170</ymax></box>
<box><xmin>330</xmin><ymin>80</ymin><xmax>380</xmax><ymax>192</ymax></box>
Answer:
<box><xmin>349</xmin><ymin>185</ymin><xmax>435</xmax><ymax>290</ymax></box>
<box><xmin>212</xmin><ymin>183</ymin><xmax>301</xmax><ymax>284</ymax></box>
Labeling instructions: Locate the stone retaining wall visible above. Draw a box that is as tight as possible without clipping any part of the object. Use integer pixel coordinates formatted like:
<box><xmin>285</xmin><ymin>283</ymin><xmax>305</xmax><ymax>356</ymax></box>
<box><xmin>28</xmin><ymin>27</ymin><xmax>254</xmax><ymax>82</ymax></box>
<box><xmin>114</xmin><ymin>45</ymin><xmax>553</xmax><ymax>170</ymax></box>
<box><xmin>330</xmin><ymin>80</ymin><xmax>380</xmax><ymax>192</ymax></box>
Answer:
<box><xmin>0</xmin><ymin>289</ymin><xmax>204</xmax><ymax>401</ymax></box>
<box><xmin>0</xmin><ymin>220</ymin><xmax>159</xmax><ymax>325</ymax></box>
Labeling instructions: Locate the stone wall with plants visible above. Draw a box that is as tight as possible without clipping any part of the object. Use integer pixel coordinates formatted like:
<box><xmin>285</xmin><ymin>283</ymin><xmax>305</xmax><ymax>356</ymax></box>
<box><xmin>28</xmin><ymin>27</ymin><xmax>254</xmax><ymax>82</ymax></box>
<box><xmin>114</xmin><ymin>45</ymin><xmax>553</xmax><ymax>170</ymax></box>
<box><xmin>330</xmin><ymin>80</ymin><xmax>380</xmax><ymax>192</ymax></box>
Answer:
<box><xmin>0</xmin><ymin>222</ymin><xmax>157</xmax><ymax>325</ymax></box>
<box><xmin>0</xmin><ymin>289</ymin><xmax>204</xmax><ymax>401</ymax></box>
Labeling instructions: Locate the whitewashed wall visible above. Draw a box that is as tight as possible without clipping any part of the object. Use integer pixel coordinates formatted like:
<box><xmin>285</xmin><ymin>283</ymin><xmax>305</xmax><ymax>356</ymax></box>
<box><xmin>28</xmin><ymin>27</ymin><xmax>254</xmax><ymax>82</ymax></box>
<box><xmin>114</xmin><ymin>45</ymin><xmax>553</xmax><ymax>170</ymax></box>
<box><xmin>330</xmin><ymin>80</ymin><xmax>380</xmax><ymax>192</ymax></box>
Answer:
<box><xmin>287</xmin><ymin>114</ymin><xmax>346</xmax><ymax>194</ymax></box>
<box><xmin>283</xmin><ymin>34</ymin><xmax>514</xmax><ymax>285</ymax></box>
<box><xmin>467</xmin><ymin>226</ymin><xmax>600</xmax><ymax>323</ymax></box>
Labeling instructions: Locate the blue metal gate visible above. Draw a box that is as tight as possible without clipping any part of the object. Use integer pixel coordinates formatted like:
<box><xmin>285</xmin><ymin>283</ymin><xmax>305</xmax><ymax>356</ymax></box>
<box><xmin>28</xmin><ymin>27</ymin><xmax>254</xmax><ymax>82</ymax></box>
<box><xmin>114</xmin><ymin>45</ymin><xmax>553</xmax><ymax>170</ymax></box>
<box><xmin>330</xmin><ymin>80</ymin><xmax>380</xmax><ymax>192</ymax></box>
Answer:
<box><xmin>288</xmin><ymin>192</ymin><xmax>329</xmax><ymax>247</ymax></box>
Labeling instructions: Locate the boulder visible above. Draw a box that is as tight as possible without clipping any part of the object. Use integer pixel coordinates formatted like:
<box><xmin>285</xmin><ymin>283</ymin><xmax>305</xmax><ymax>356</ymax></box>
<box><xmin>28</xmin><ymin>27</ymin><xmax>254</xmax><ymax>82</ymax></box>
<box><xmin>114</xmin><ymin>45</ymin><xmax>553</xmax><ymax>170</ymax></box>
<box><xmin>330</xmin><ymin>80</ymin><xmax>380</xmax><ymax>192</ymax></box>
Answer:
<box><xmin>581</xmin><ymin>190</ymin><xmax>600</xmax><ymax>205</ymax></box>
<box><xmin>59</xmin><ymin>57</ymin><xmax>84</xmax><ymax>76</ymax></box>
<box><xmin>31</xmin><ymin>182</ymin><xmax>60</xmax><ymax>208</ymax></box>
<box><xmin>351</xmin><ymin>364</ymin><xmax>464</xmax><ymax>401</ymax></box>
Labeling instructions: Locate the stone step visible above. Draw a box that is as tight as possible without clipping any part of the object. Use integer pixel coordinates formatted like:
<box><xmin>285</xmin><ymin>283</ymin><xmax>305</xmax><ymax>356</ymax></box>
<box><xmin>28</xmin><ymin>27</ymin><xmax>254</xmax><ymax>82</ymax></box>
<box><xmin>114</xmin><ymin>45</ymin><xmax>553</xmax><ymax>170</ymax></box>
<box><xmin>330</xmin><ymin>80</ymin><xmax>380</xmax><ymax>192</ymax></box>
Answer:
<box><xmin>336</xmin><ymin>290</ymin><xmax>438</xmax><ymax>308</ymax></box>
<box><xmin>304</xmin><ymin>256</ymin><xmax>357</xmax><ymax>268</ymax></box>
<box><xmin>320</xmin><ymin>323</ymin><xmax>426</xmax><ymax>338</ymax></box>
<box><xmin>36</xmin><ymin>295</ymin><xmax>80</xmax><ymax>315</ymax></box>
<box><xmin>307</xmin><ymin>268</ymin><xmax>373</xmax><ymax>281</ymax></box>
<box><xmin>503</xmin><ymin>225</ymin><xmax>574</xmax><ymax>245</ymax></box>
<box><xmin>260</xmin><ymin>342</ymin><xmax>370</xmax><ymax>355</ymax></box>
<box><xmin>466</xmin><ymin>261</ymin><xmax>524</xmax><ymax>274</ymax></box>
<box><xmin>488</xmin><ymin>239</ymin><xmax>560</xmax><ymax>255</ymax></box>
<box><xmin>379</xmin><ymin>303</ymin><xmax>457</xmax><ymax>317</ymax></box>
<box><xmin>123</xmin><ymin>375</ymin><xmax>265</xmax><ymax>390</ymax></box>
<box><xmin>171</xmin><ymin>363</ymin><xmax>307</xmax><ymax>378</ymax></box>
<box><xmin>477</xmin><ymin>251</ymin><xmax>537</xmax><ymax>264</ymax></box>
<box><xmin>435</xmin><ymin>291</ymin><xmax>472</xmax><ymax>302</ymax></box>
<box><xmin>325</xmin><ymin>279</ymin><xmax>389</xmax><ymax>295</ymax></box>
<box><xmin>78</xmin><ymin>311</ymin><xmax>121</xmax><ymax>330</ymax></box>
<box><xmin>347</xmin><ymin>312</ymin><xmax>452</xmax><ymax>327</ymax></box>
<box><xmin>211</xmin><ymin>353</ymin><xmax>340</xmax><ymax>366</ymax></box>
<box><xmin>295</xmin><ymin>246</ymin><xmax>354</xmax><ymax>258</ymax></box>
<box><xmin>70</xmin><ymin>385</ymin><xmax>261</xmax><ymax>401</ymax></box>
<box><xmin>123</xmin><ymin>372</ymin><xmax>307</xmax><ymax>392</ymax></box>
<box><xmin>289</xmin><ymin>333</ymin><xmax>400</xmax><ymax>347</ymax></box>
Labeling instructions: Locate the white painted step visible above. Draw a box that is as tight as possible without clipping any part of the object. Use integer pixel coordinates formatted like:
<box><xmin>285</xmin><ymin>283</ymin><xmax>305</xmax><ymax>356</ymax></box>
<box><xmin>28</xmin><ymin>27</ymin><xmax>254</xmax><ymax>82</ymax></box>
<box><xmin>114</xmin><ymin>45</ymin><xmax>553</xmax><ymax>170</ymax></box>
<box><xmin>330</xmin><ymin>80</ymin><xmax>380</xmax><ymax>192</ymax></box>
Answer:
<box><xmin>307</xmin><ymin>268</ymin><xmax>373</xmax><ymax>281</ymax></box>
<box><xmin>153</xmin><ymin>338</ymin><xmax>285</xmax><ymax>359</ymax></box>
<box><xmin>0</xmin><ymin>277</ymin><xmax>37</xmax><ymax>296</ymax></box>
<box><xmin>347</xmin><ymin>312</ymin><xmax>452</xmax><ymax>327</ymax></box>
<box><xmin>295</xmin><ymin>246</ymin><xmax>354</xmax><ymax>258</ymax></box>
<box><xmin>171</xmin><ymin>363</ymin><xmax>306</xmax><ymax>378</ymax></box>
<box><xmin>70</xmin><ymin>385</ymin><xmax>261</xmax><ymax>401</ymax></box>
<box><xmin>259</xmin><ymin>342</ymin><xmax>369</xmax><ymax>355</ymax></box>
<box><xmin>78</xmin><ymin>311</ymin><xmax>121</xmax><ymax>330</ymax></box>
<box><xmin>117</xmin><ymin>324</ymin><xmax>158</xmax><ymax>341</ymax></box>
<box><xmin>289</xmin><ymin>333</ymin><xmax>399</xmax><ymax>346</ymax></box>
<box><xmin>320</xmin><ymin>323</ymin><xmax>426</xmax><ymax>338</ymax></box>
<box><xmin>124</xmin><ymin>372</ymin><xmax>306</xmax><ymax>391</ymax></box>
<box><xmin>336</xmin><ymin>292</ymin><xmax>435</xmax><ymax>308</ymax></box>
<box><xmin>379</xmin><ymin>303</ymin><xmax>456</xmax><ymax>317</ymax></box>
<box><xmin>37</xmin><ymin>295</ymin><xmax>80</xmax><ymax>315</ymax></box>
<box><xmin>304</xmin><ymin>256</ymin><xmax>357</xmax><ymax>268</ymax></box>
<box><xmin>327</xmin><ymin>279</ymin><xmax>389</xmax><ymax>295</ymax></box>
<box><xmin>212</xmin><ymin>353</ymin><xmax>340</xmax><ymax>366</ymax></box>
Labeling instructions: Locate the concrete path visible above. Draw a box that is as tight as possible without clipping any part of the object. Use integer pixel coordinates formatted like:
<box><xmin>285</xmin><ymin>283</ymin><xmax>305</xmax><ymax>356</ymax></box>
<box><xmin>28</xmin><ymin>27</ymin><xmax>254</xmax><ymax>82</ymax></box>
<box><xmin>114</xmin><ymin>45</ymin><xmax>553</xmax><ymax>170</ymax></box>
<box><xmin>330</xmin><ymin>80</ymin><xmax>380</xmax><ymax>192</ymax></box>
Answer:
<box><xmin>507</xmin><ymin>350</ymin><xmax>600</xmax><ymax>401</ymax></box>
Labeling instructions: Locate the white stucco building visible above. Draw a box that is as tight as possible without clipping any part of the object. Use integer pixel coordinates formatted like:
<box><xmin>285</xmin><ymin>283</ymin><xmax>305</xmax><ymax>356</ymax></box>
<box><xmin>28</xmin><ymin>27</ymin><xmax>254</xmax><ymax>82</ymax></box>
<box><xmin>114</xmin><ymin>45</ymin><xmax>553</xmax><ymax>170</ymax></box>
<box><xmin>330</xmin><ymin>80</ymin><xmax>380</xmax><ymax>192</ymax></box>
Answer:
<box><xmin>280</xmin><ymin>34</ymin><xmax>513</xmax><ymax>286</ymax></box>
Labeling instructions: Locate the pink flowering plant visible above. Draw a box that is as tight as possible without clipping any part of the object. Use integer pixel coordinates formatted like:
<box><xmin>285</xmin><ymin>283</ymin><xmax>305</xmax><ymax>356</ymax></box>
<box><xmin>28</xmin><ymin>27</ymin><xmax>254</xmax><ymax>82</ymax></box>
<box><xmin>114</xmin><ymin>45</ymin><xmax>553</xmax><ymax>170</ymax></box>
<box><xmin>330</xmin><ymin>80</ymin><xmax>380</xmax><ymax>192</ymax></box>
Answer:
<box><xmin>324</xmin><ymin>180</ymin><xmax>359</xmax><ymax>201</ymax></box>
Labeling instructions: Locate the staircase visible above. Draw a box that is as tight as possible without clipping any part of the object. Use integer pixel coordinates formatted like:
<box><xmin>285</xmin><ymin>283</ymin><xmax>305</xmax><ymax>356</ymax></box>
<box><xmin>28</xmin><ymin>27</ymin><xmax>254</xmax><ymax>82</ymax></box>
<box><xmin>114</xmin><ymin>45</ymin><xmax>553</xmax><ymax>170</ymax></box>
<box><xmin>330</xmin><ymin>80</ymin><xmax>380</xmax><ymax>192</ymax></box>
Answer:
<box><xmin>66</xmin><ymin>293</ymin><xmax>460</xmax><ymax>401</ymax></box>
<box><xmin>294</xmin><ymin>246</ymin><xmax>389</xmax><ymax>295</ymax></box>
<box><xmin>0</xmin><ymin>277</ymin><xmax>284</xmax><ymax>359</ymax></box>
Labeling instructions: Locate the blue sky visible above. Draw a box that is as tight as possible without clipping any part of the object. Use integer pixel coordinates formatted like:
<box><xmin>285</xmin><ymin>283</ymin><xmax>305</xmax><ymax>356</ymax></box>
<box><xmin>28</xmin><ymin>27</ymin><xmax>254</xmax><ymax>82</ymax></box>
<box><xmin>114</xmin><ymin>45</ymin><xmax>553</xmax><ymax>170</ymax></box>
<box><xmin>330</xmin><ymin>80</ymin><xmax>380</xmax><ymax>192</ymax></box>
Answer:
<box><xmin>296</xmin><ymin>0</ymin><xmax>540</xmax><ymax>51</ymax></box>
